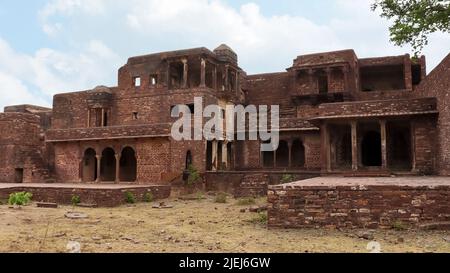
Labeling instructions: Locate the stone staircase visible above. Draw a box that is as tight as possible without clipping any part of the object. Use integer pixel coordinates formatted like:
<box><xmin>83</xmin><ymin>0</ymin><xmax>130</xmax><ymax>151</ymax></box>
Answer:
<box><xmin>234</xmin><ymin>173</ymin><xmax>270</xmax><ymax>198</ymax></box>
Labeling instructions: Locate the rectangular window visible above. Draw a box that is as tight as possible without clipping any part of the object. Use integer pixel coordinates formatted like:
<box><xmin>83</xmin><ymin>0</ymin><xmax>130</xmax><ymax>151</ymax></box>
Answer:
<box><xmin>150</xmin><ymin>75</ymin><xmax>158</xmax><ymax>86</ymax></box>
<box><xmin>134</xmin><ymin>77</ymin><xmax>141</xmax><ymax>87</ymax></box>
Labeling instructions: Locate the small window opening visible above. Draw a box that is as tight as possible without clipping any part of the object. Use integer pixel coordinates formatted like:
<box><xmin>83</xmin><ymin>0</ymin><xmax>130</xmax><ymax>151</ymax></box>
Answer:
<box><xmin>150</xmin><ymin>75</ymin><xmax>158</xmax><ymax>86</ymax></box>
<box><xmin>134</xmin><ymin>77</ymin><xmax>141</xmax><ymax>87</ymax></box>
<box><xmin>132</xmin><ymin>112</ymin><xmax>138</xmax><ymax>120</ymax></box>
<box><xmin>103</xmin><ymin>110</ymin><xmax>108</xmax><ymax>127</ymax></box>
<box><xmin>318</xmin><ymin>74</ymin><xmax>328</xmax><ymax>94</ymax></box>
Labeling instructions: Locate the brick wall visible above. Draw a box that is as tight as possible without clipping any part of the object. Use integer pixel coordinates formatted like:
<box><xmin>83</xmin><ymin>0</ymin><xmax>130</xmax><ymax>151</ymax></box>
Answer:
<box><xmin>414</xmin><ymin>53</ymin><xmax>450</xmax><ymax>175</ymax></box>
<box><xmin>268</xmin><ymin>182</ymin><xmax>450</xmax><ymax>229</ymax></box>
<box><xmin>314</xmin><ymin>98</ymin><xmax>437</xmax><ymax>118</ymax></box>
<box><xmin>0</xmin><ymin>113</ymin><xmax>46</xmax><ymax>183</ymax></box>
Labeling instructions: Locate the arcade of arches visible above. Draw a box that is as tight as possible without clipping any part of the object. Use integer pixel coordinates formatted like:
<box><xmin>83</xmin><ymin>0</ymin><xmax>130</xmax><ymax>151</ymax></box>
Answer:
<box><xmin>262</xmin><ymin>139</ymin><xmax>306</xmax><ymax>169</ymax></box>
<box><xmin>325</xmin><ymin>120</ymin><xmax>413</xmax><ymax>172</ymax></box>
<box><xmin>82</xmin><ymin>146</ymin><xmax>137</xmax><ymax>182</ymax></box>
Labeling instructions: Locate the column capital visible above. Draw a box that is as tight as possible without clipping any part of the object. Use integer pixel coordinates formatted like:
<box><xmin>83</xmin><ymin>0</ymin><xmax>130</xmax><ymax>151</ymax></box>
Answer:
<box><xmin>181</xmin><ymin>58</ymin><xmax>188</xmax><ymax>64</ymax></box>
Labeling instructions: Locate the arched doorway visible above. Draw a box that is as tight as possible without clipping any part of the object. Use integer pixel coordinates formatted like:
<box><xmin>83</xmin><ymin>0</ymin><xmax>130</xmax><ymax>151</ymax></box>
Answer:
<box><xmin>185</xmin><ymin>150</ymin><xmax>193</xmax><ymax>169</ymax></box>
<box><xmin>119</xmin><ymin>147</ymin><xmax>137</xmax><ymax>182</ymax></box>
<box><xmin>361</xmin><ymin>131</ymin><xmax>382</xmax><ymax>167</ymax></box>
<box><xmin>292</xmin><ymin>139</ymin><xmax>305</xmax><ymax>167</ymax></box>
<box><xmin>82</xmin><ymin>148</ymin><xmax>97</xmax><ymax>182</ymax></box>
<box><xmin>100</xmin><ymin>148</ymin><xmax>116</xmax><ymax>181</ymax></box>
<box><xmin>276</xmin><ymin>140</ymin><xmax>289</xmax><ymax>168</ymax></box>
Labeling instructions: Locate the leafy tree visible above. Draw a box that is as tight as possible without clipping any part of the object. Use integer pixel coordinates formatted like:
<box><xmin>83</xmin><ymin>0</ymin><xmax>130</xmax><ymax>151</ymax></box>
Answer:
<box><xmin>372</xmin><ymin>0</ymin><xmax>450</xmax><ymax>56</ymax></box>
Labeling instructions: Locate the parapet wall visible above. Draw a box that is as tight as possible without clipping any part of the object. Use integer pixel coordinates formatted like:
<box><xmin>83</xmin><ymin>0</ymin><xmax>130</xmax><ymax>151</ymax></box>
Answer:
<box><xmin>268</xmin><ymin>177</ymin><xmax>450</xmax><ymax>229</ymax></box>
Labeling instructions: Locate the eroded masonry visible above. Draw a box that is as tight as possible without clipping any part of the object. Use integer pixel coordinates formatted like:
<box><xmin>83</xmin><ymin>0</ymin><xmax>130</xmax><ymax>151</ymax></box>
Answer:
<box><xmin>1</xmin><ymin>45</ymin><xmax>449</xmax><ymax>189</ymax></box>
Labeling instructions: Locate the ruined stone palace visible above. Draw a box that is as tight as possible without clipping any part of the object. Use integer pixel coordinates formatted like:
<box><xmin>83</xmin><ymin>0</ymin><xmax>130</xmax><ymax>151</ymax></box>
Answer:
<box><xmin>1</xmin><ymin>45</ymin><xmax>449</xmax><ymax>186</ymax></box>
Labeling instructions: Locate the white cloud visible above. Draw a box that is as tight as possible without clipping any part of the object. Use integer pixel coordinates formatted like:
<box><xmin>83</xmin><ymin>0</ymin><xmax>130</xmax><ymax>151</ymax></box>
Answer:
<box><xmin>0</xmin><ymin>72</ymin><xmax>48</xmax><ymax>109</ymax></box>
<box><xmin>39</xmin><ymin>0</ymin><xmax>106</xmax><ymax>35</ymax></box>
<box><xmin>37</xmin><ymin>0</ymin><xmax>449</xmax><ymax>73</ymax></box>
<box><xmin>1</xmin><ymin>0</ymin><xmax>448</xmax><ymax>111</ymax></box>
<box><xmin>0</xmin><ymin>37</ymin><xmax>121</xmax><ymax>110</ymax></box>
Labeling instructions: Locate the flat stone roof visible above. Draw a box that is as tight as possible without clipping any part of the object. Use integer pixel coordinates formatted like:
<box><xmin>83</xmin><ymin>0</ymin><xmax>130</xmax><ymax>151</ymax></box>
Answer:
<box><xmin>271</xmin><ymin>176</ymin><xmax>450</xmax><ymax>190</ymax></box>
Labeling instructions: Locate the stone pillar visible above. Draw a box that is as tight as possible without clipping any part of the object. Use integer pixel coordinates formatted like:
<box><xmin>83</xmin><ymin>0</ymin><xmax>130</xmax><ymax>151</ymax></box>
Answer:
<box><xmin>115</xmin><ymin>153</ymin><xmax>120</xmax><ymax>183</ymax></box>
<box><xmin>342</xmin><ymin>66</ymin><xmax>349</xmax><ymax>92</ymax></box>
<box><xmin>96</xmin><ymin>155</ymin><xmax>101</xmax><ymax>183</ymax></box>
<box><xmin>351</xmin><ymin>121</ymin><xmax>358</xmax><ymax>171</ymax></box>
<box><xmin>411</xmin><ymin>121</ymin><xmax>416</xmax><ymax>172</ymax></box>
<box><xmin>212</xmin><ymin>141</ymin><xmax>218</xmax><ymax>171</ymax></box>
<box><xmin>101</xmin><ymin>108</ymin><xmax>105</xmax><ymax>127</ymax></box>
<box><xmin>222</xmin><ymin>142</ymin><xmax>228</xmax><ymax>170</ymax></box>
<box><xmin>308</xmin><ymin>69</ymin><xmax>314</xmax><ymax>92</ymax></box>
<box><xmin>380</xmin><ymin>120</ymin><xmax>387</xmax><ymax>170</ymax></box>
<box><xmin>235</xmin><ymin>71</ymin><xmax>239</xmax><ymax>95</ymax></box>
<box><xmin>212</xmin><ymin>65</ymin><xmax>217</xmax><ymax>90</ymax></box>
<box><xmin>320</xmin><ymin>122</ymin><xmax>331</xmax><ymax>172</ymax></box>
<box><xmin>274</xmin><ymin>150</ymin><xmax>277</xmax><ymax>168</ymax></box>
<box><xmin>325</xmin><ymin>67</ymin><xmax>332</xmax><ymax>92</ymax></box>
<box><xmin>200</xmin><ymin>58</ymin><xmax>206</xmax><ymax>87</ymax></box>
<box><xmin>288</xmin><ymin>141</ymin><xmax>293</xmax><ymax>168</ymax></box>
<box><xmin>404</xmin><ymin>54</ymin><xmax>412</xmax><ymax>90</ymax></box>
<box><xmin>166</xmin><ymin>61</ymin><xmax>171</xmax><ymax>88</ymax></box>
<box><xmin>182</xmin><ymin>59</ymin><xmax>188</xmax><ymax>89</ymax></box>
<box><xmin>87</xmin><ymin>109</ymin><xmax>91</xmax><ymax>128</ymax></box>
<box><xmin>224</xmin><ymin>65</ymin><xmax>229</xmax><ymax>91</ymax></box>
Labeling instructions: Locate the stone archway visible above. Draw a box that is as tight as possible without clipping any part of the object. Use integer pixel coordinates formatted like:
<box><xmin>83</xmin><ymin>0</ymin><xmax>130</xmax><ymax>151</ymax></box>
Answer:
<box><xmin>82</xmin><ymin>148</ymin><xmax>97</xmax><ymax>182</ymax></box>
<box><xmin>100</xmin><ymin>147</ymin><xmax>116</xmax><ymax>181</ymax></box>
<box><xmin>361</xmin><ymin>131</ymin><xmax>382</xmax><ymax>167</ymax></box>
<box><xmin>119</xmin><ymin>147</ymin><xmax>137</xmax><ymax>182</ymax></box>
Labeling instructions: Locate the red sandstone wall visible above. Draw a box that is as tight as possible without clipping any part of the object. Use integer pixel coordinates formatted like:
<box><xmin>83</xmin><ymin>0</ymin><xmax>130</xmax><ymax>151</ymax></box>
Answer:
<box><xmin>54</xmin><ymin>142</ymin><xmax>80</xmax><ymax>183</ymax></box>
<box><xmin>0</xmin><ymin>113</ymin><xmax>45</xmax><ymax>183</ymax></box>
<box><xmin>413</xmin><ymin>117</ymin><xmax>437</xmax><ymax>174</ymax></box>
<box><xmin>414</xmin><ymin>53</ymin><xmax>450</xmax><ymax>175</ymax></box>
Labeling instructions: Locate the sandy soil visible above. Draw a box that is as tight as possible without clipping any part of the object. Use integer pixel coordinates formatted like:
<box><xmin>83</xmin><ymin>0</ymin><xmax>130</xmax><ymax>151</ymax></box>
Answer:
<box><xmin>0</xmin><ymin>195</ymin><xmax>449</xmax><ymax>253</ymax></box>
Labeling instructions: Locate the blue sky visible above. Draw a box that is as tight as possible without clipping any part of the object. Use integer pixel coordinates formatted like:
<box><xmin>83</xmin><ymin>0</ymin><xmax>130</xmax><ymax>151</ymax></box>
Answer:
<box><xmin>0</xmin><ymin>0</ymin><xmax>449</xmax><ymax>109</ymax></box>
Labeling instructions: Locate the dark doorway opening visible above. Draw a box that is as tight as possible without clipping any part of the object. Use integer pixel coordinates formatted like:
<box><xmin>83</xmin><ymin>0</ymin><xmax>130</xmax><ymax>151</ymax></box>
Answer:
<box><xmin>82</xmin><ymin>148</ymin><xmax>97</xmax><ymax>182</ymax></box>
<box><xmin>291</xmin><ymin>139</ymin><xmax>305</xmax><ymax>167</ymax></box>
<box><xmin>15</xmin><ymin>168</ymin><xmax>23</xmax><ymax>183</ymax></box>
<box><xmin>276</xmin><ymin>140</ymin><xmax>289</xmax><ymax>168</ymax></box>
<box><xmin>119</xmin><ymin>147</ymin><xmax>137</xmax><ymax>182</ymax></box>
<box><xmin>217</xmin><ymin>141</ymin><xmax>223</xmax><ymax>170</ymax></box>
<box><xmin>227</xmin><ymin>142</ymin><xmax>233</xmax><ymax>169</ymax></box>
<box><xmin>318</xmin><ymin>72</ymin><xmax>328</xmax><ymax>94</ymax></box>
<box><xmin>100</xmin><ymin>148</ymin><xmax>116</xmax><ymax>181</ymax></box>
<box><xmin>206</xmin><ymin>141</ymin><xmax>213</xmax><ymax>171</ymax></box>
<box><xmin>388</xmin><ymin>123</ymin><xmax>412</xmax><ymax>170</ymax></box>
<box><xmin>361</xmin><ymin>131</ymin><xmax>382</xmax><ymax>167</ymax></box>
<box><xmin>185</xmin><ymin>150</ymin><xmax>193</xmax><ymax>169</ymax></box>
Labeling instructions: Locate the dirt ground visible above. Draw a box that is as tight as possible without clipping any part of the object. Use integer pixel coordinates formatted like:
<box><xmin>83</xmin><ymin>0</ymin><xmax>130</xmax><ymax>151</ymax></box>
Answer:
<box><xmin>0</xmin><ymin>195</ymin><xmax>449</xmax><ymax>253</ymax></box>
